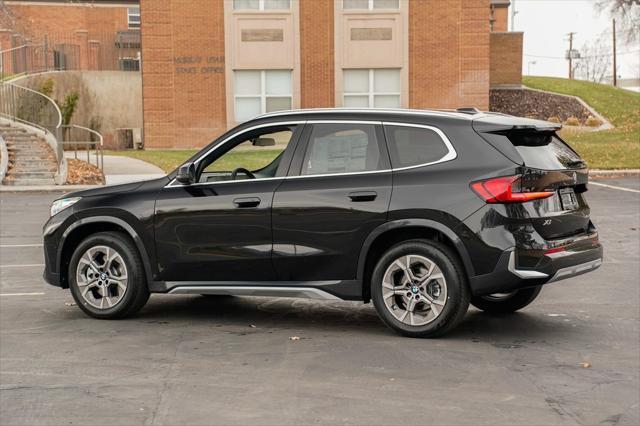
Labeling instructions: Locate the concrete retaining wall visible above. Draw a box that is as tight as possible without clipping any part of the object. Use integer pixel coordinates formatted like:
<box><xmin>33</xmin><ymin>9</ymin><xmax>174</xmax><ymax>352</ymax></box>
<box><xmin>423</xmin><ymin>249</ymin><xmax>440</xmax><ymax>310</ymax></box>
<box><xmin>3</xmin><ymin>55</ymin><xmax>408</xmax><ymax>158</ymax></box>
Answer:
<box><xmin>16</xmin><ymin>71</ymin><xmax>142</xmax><ymax>149</ymax></box>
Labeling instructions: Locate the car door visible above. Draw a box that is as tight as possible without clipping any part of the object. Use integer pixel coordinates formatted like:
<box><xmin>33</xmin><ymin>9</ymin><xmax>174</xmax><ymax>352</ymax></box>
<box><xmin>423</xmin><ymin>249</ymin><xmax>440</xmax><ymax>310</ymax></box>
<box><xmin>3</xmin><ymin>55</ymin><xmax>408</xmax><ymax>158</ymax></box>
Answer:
<box><xmin>154</xmin><ymin>123</ymin><xmax>302</xmax><ymax>283</ymax></box>
<box><xmin>271</xmin><ymin>121</ymin><xmax>392</xmax><ymax>283</ymax></box>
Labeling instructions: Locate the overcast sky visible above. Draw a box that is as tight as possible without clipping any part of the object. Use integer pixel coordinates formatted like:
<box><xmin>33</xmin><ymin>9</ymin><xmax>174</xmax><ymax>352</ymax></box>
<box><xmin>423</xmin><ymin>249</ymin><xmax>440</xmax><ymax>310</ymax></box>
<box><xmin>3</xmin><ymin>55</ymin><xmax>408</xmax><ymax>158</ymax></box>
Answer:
<box><xmin>512</xmin><ymin>0</ymin><xmax>639</xmax><ymax>80</ymax></box>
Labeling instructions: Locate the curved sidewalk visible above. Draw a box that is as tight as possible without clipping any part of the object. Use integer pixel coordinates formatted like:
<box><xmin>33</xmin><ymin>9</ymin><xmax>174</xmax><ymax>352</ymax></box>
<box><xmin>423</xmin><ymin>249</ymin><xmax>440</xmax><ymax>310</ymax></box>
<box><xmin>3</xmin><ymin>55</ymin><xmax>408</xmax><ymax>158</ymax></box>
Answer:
<box><xmin>99</xmin><ymin>155</ymin><xmax>165</xmax><ymax>185</ymax></box>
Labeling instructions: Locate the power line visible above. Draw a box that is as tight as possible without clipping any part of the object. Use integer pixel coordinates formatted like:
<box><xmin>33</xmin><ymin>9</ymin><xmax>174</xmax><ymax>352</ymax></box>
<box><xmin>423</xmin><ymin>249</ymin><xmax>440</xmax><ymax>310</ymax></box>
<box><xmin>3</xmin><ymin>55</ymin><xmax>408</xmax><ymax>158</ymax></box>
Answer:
<box><xmin>524</xmin><ymin>49</ymin><xmax>639</xmax><ymax>59</ymax></box>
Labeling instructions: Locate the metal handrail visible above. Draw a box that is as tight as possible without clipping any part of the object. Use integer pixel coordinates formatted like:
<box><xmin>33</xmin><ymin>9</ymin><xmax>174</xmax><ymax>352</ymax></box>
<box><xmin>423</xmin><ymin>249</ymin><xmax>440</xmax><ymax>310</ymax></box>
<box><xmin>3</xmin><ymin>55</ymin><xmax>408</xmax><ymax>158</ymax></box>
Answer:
<box><xmin>61</xmin><ymin>124</ymin><xmax>104</xmax><ymax>171</ymax></box>
<box><xmin>6</xmin><ymin>83</ymin><xmax>62</xmax><ymax>128</ymax></box>
<box><xmin>0</xmin><ymin>81</ymin><xmax>64</xmax><ymax>174</ymax></box>
<box><xmin>0</xmin><ymin>44</ymin><xmax>40</xmax><ymax>81</ymax></box>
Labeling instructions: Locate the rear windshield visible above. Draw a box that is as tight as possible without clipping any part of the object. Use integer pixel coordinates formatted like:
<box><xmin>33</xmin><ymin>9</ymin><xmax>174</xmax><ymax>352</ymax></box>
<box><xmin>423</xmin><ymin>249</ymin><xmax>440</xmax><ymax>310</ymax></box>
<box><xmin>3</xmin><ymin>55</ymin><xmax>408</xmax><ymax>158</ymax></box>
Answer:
<box><xmin>508</xmin><ymin>131</ymin><xmax>584</xmax><ymax>170</ymax></box>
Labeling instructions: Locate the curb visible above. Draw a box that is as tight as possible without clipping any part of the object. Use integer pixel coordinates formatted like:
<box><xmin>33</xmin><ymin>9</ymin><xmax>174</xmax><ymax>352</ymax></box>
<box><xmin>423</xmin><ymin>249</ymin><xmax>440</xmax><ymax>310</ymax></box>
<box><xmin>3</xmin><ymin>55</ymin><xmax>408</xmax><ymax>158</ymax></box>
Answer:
<box><xmin>0</xmin><ymin>184</ymin><xmax>99</xmax><ymax>192</ymax></box>
<box><xmin>590</xmin><ymin>169</ymin><xmax>640</xmax><ymax>178</ymax></box>
<box><xmin>0</xmin><ymin>134</ymin><xmax>8</xmax><ymax>183</ymax></box>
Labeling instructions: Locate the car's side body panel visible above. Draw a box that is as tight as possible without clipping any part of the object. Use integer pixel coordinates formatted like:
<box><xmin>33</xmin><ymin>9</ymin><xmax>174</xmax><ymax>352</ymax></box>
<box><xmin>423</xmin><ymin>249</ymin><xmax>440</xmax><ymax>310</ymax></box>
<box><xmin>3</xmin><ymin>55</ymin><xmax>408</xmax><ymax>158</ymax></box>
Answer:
<box><xmin>272</xmin><ymin>171</ymin><xmax>393</xmax><ymax>281</ymax></box>
<box><xmin>154</xmin><ymin>179</ymin><xmax>282</xmax><ymax>282</ymax></box>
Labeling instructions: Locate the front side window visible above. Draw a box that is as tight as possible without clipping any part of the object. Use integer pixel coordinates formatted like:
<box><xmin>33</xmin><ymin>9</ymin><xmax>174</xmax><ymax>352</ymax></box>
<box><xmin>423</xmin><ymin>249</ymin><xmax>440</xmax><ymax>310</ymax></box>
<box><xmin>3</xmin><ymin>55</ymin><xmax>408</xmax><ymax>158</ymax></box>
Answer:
<box><xmin>384</xmin><ymin>125</ymin><xmax>451</xmax><ymax>168</ymax></box>
<box><xmin>234</xmin><ymin>70</ymin><xmax>292</xmax><ymax>122</ymax></box>
<box><xmin>301</xmin><ymin>123</ymin><xmax>383</xmax><ymax>176</ymax></box>
<box><xmin>127</xmin><ymin>7</ymin><xmax>140</xmax><ymax>29</ymax></box>
<box><xmin>343</xmin><ymin>0</ymin><xmax>400</xmax><ymax>10</ymax></box>
<box><xmin>343</xmin><ymin>69</ymin><xmax>401</xmax><ymax>108</ymax></box>
<box><xmin>234</xmin><ymin>0</ymin><xmax>291</xmax><ymax>10</ymax></box>
<box><xmin>199</xmin><ymin>126</ymin><xmax>296</xmax><ymax>183</ymax></box>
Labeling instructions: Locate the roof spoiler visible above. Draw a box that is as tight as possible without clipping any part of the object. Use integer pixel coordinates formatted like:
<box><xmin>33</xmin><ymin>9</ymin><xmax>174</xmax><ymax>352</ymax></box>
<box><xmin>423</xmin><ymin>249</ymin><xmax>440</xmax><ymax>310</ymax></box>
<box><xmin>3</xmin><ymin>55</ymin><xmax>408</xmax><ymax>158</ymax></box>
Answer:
<box><xmin>473</xmin><ymin>113</ymin><xmax>562</xmax><ymax>133</ymax></box>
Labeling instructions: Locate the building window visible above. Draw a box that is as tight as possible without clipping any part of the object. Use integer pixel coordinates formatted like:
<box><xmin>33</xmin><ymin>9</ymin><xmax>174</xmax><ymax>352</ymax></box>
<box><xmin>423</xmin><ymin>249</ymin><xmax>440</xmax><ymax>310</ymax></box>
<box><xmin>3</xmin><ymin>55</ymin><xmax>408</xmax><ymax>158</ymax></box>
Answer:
<box><xmin>119</xmin><ymin>52</ymin><xmax>141</xmax><ymax>72</ymax></box>
<box><xmin>343</xmin><ymin>69</ymin><xmax>400</xmax><ymax>108</ymax></box>
<box><xmin>127</xmin><ymin>7</ymin><xmax>140</xmax><ymax>29</ymax></box>
<box><xmin>234</xmin><ymin>70</ymin><xmax>292</xmax><ymax>122</ymax></box>
<box><xmin>343</xmin><ymin>0</ymin><xmax>399</xmax><ymax>10</ymax></box>
<box><xmin>233</xmin><ymin>0</ymin><xmax>291</xmax><ymax>11</ymax></box>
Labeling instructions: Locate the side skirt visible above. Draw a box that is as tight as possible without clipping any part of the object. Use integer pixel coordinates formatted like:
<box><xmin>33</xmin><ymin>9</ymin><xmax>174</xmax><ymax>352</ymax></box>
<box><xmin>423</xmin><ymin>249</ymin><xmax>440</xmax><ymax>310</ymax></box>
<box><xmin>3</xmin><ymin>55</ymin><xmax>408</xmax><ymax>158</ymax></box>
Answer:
<box><xmin>149</xmin><ymin>280</ymin><xmax>363</xmax><ymax>301</ymax></box>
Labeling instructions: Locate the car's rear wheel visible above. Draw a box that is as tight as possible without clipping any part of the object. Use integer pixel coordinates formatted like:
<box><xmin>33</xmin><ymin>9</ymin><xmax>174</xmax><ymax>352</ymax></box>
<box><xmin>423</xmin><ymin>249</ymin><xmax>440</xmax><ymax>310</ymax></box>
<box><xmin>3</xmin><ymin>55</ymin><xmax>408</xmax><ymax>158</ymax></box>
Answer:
<box><xmin>471</xmin><ymin>286</ymin><xmax>542</xmax><ymax>313</ymax></box>
<box><xmin>69</xmin><ymin>232</ymin><xmax>149</xmax><ymax>319</ymax></box>
<box><xmin>371</xmin><ymin>240</ymin><xmax>470</xmax><ymax>338</ymax></box>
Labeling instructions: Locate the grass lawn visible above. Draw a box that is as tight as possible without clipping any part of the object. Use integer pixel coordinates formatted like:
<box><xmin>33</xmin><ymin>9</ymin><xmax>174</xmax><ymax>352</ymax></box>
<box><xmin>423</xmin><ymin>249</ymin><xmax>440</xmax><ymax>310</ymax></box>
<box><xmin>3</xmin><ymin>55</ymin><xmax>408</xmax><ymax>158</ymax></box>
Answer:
<box><xmin>523</xmin><ymin>76</ymin><xmax>640</xmax><ymax>169</ymax></box>
<box><xmin>105</xmin><ymin>148</ymin><xmax>283</xmax><ymax>174</ymax></box>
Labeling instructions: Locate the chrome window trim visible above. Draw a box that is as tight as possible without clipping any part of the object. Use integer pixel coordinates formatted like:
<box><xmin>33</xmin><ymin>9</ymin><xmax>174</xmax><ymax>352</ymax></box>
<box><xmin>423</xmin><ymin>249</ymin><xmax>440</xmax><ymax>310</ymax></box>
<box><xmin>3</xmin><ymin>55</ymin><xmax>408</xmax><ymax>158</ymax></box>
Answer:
<box><xmin>382</xmin><ymin>121</ymin><xmax>457</xmax><ymax>170</ymax></box>
<box><xmin>165</xmin><ymin>120</ymin><xmax>304</xmax><ymax>188</ymax></box>
<box><xmin>164</xmin><ymin>119</ymin><xmax>457</xmax><ymax>188</ymax></box>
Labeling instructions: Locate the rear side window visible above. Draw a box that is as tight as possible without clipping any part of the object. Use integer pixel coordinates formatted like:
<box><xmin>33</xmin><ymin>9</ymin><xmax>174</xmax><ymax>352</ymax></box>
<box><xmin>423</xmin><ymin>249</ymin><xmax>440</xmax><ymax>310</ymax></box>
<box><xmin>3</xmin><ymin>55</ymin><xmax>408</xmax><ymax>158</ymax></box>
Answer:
<box><xmin>384</xmin><ymin>125</ymin><xmax>450</xmax><ymax>168</ymax></box>
<box><xmin>508</xmin><ymin>131</ymin><xmax>583</xmax><ymax>170</ymax></box>
<box><xmin>301</xmin><ymin>123</ymin><xmax>382</xmax><ymax>175</ymax></box>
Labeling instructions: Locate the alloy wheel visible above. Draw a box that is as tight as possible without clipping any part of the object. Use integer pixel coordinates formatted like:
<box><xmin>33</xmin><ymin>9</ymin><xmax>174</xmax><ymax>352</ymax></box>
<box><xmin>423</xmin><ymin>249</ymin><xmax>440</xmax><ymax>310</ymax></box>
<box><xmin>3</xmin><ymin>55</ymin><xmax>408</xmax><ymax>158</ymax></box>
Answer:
<box><xmin>381</xmin><ymin>254</ymin><xmax>448</xmax><ymax>326</ymax></box>
<box><xmin>75</xmin><ymin>245</ymin><xmax>128</xmax><ymax>310</ymax></box>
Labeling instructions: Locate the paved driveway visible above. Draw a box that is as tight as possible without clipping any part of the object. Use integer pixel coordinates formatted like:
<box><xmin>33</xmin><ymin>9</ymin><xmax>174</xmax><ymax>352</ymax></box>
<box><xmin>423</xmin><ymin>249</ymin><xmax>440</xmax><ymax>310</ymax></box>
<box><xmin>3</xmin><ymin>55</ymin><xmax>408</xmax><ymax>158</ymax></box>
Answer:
<box><xmin>0</xmin><ymin>178</ymin><xmax>638</xmax><ymax>425</ymax></box>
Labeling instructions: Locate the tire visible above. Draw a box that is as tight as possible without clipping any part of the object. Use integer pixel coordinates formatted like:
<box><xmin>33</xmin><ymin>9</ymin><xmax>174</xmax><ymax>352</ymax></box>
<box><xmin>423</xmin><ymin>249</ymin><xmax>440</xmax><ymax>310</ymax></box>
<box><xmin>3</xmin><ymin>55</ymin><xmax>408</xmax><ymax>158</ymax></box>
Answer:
<box><xmin>371</xmin><ymin>239</ymin><xmax>470</xmax><ymax>338</ymax></box>
<box><xmin>471</xmin><ymin>286</ymin><xmax>542</xmax><ymax>314</ymax></box>
<box><xmin>68</xmin><ymin>231</ymin><xmax>149</xmax><ymax>319</ymax></box>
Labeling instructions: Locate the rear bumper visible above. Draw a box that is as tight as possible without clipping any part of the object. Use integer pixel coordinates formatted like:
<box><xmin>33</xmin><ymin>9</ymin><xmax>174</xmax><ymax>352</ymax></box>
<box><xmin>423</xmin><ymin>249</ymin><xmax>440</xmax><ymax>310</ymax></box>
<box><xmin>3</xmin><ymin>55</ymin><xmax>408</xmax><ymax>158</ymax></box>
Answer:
<box><xmin>469</xmin><ymin>233</ymin><xmax>603</xmax><ymax>296</ymax></box>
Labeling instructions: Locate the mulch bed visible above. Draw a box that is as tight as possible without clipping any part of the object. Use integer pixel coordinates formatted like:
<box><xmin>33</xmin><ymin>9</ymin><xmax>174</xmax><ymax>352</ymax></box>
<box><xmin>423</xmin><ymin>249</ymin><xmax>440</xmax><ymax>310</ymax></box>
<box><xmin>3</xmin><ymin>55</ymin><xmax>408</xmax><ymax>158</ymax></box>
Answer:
<box><xmin>65</xmin><ymin>158</ymin><xmax>104</xmax><ymax>185</ymax></box>
<box><xmin>490</xmin><ymin>88</ymin><xmax>592</xmax><ymax>123</ymax></box>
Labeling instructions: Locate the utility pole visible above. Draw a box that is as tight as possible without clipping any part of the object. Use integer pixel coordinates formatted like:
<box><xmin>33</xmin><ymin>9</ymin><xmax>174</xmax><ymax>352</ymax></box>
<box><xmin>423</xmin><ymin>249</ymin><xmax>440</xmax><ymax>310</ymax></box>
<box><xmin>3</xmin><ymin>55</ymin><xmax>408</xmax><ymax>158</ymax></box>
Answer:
<box><xmin>510</xmin><ymin>0</ymin><xmax>518</xmax><ymax>31</ymax></box>
<box><xmin>612</xmin><ymin>18</ymin><xmax>617</xmax><ymax>87</ymax></box>
<box><xmin>567</xmin><ymin>32</ymin><xmax>576</xmax><ymax>79</ymax></box>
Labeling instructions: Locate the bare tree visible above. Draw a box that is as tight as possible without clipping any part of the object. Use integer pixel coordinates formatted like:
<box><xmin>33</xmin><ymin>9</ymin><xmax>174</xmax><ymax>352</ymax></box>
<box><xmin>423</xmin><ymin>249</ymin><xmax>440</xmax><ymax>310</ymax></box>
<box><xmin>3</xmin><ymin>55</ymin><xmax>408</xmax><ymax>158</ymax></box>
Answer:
<box><xmin>576</xmin><ymin>36</ymin><xmax>612</xmax><ymax>83</ymax></box>
<box><xmin>595</xmin><ymin>0</ymin><xmax>640</xmax><ymax>44</ymax></box>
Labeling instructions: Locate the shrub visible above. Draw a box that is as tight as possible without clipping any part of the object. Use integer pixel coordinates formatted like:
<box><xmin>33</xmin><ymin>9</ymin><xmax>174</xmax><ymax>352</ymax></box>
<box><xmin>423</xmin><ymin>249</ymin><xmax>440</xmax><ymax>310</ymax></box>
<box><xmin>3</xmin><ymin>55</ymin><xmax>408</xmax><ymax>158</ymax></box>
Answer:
<box><xmin>547</xmin><ymin>116</ymin><xmax>561</xmax><ymax>123</ymax></box>
<box><xmin>39</xmin><ymin>78</ymin><xmax>54</xmax><ymax>98</ymax></box>
<box><xmin>585</xmin><ymin>115</ymin><xmax>603</xmax><ymax>127</ymax></box>
<box><xmin>59</xmin><ymin>91</ymin><xmax>79</xmax><ymax>126</ymax></box>
<box><xmin>564</xmin><ymin>116</ymin><xmax>581</xmax><ymax>126</ymax></box>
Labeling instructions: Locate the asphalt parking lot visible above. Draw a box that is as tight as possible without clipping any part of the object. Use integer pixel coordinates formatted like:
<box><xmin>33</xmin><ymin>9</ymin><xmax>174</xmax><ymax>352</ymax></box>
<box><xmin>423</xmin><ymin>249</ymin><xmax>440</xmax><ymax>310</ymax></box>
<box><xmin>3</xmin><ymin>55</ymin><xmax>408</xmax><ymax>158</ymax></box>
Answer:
<box><xmin>1</xmin><ymin>178</ymin><xmax>638</xmax><ymax>426</ymax></box>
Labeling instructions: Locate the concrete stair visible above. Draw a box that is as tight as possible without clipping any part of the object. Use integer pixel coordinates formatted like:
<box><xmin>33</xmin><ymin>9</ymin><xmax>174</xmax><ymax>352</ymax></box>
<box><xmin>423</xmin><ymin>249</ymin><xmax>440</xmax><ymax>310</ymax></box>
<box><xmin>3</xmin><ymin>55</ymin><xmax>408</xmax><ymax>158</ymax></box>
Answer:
<box><xmin>1</xmin><ymin>124</ymin><xmax>58</xmax><ymax>186</ymax></box>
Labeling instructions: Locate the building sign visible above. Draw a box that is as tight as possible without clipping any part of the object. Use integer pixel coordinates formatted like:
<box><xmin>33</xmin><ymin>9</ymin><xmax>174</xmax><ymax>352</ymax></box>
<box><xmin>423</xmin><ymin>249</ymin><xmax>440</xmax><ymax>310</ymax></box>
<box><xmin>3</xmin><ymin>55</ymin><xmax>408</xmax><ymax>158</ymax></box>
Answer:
<box><xmin>175</xmin><ymin>56</ymin><xmax>225</xmax><ymax>74</ymax></box>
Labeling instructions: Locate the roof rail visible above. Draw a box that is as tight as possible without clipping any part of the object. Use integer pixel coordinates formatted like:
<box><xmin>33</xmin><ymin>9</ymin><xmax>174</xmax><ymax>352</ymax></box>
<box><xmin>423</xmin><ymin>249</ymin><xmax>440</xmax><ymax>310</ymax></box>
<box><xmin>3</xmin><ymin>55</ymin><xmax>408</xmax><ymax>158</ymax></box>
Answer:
<box><xmin>256</xmin><ymin>108</ymin><xmax>473</xmax><ymax>120</ymax></box>
<box><xmin>456</xmin><ymin>107</ymin><xmax>481</xmax><ymax>115</ymax></box>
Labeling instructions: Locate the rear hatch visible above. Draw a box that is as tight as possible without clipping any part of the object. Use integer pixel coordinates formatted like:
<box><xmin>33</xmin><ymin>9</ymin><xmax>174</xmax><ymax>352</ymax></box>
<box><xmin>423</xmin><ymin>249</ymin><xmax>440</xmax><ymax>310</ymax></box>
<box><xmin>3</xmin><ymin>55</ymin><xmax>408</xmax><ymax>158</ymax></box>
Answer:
<box><xmin>473</xmin><ymin>115</ymin><xmax>591</xmax><ymax>240</ymax></box>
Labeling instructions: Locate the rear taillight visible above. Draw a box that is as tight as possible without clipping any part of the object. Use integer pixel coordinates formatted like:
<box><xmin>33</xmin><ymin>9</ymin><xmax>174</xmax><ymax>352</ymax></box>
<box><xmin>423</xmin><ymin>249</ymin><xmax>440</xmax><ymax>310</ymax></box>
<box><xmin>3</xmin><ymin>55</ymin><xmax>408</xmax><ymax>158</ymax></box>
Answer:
<box><xmin>471</xmin><ymin>175</ymin><xmax>554</xmax><ymax>203</ymax></box>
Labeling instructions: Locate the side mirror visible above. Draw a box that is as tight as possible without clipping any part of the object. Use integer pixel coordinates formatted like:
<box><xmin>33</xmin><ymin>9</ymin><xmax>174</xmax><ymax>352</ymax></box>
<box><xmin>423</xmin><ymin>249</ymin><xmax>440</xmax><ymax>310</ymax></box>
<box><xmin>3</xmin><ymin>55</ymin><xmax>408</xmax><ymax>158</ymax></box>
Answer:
<box><xmin>252</xmin><ymin>137</ymin><xmax>276</xmax><ymax>147</ymax></box>
<box><xmin>176</xmin><ymin>162</ymin><xmax>196</xmax><ymax>185</ymax></box>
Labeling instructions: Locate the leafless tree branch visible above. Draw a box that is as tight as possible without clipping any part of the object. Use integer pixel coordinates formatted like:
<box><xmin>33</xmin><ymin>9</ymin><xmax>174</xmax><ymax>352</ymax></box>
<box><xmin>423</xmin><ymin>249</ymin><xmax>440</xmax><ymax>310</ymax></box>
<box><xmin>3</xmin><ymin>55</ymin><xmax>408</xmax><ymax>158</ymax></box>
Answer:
<box><xmin>576</xmin><ymin>35</ymin><xmax>613</xmax><ymax>83</ymax></box>
<box><xmin>595</xmin><ymin>0</ymin><xmax>640</xmax><ymax>44</ymax></box>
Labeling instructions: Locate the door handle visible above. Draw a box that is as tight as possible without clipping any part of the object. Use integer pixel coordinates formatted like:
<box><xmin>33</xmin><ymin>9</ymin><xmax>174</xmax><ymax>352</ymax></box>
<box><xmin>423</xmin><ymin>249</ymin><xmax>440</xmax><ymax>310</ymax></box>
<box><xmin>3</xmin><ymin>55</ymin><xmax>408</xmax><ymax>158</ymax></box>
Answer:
<box><xmin>348</xmin><ymin>191</ymin><xmax>377</xmax><ymax>202</ymax></box>
<box><xmin>233</xmin><ymin>197</ymin><xmax>261</xmax><ymax>208</ymax></box>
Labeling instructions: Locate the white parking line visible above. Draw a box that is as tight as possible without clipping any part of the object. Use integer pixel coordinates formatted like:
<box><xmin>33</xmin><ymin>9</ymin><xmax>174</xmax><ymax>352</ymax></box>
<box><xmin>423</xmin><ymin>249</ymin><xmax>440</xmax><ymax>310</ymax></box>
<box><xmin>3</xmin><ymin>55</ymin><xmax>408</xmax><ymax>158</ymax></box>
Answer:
<box><xmin>0</xmin><ymin>264</ymin><xmax>45</xmax><ymax>268</ymax></box>
<box><xmin>0</xmin><ymin>244</ymin><xmax>43</xmax><ymax>248</ymax></box>
<box><xmin>0</xmin><ymin>293</ymin><xmax>45</xmax><ymax>297</ymax></box>
<box><xmin>590</xmin><ymin>182</ymin><xmax>640</xmax><ymax>193</ymax></box>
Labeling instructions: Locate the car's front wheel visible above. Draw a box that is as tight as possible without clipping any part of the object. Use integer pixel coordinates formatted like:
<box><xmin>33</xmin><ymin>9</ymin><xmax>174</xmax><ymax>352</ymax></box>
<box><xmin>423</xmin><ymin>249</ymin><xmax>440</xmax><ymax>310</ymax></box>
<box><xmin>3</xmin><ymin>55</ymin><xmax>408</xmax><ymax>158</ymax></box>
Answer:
<box><xmin>371</xmin><ymin>240</ymin><xmax>470</xmax><ymax>338</ymax></box>
<box><xmin>470</xmin><ymin>286</ymin><xmax>542</xmax><ymax>314</ymax></box>
<box><xmin>68</xmin><ymin>231</ymin><xmax>149</xmax><ymax>319</ymax></box>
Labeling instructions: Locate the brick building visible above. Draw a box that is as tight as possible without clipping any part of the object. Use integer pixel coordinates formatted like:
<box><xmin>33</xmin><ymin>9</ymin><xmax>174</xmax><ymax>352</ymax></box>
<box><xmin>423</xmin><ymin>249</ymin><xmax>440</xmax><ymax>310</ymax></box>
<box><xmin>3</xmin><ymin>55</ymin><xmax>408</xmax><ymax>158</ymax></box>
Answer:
<box><xmin>2</xmin><ymin>1</ymin><xmax>523</xmax><ymax>149</ymax></box>
<box><xmin>1</xmin><ymin>0</ymin><xmax>141</xmax><ymax>72</ymax></box>
<box><xmin>141</xmin><ymin>0</ymin><xmax>521</xmax><ymax>149</ymax></box>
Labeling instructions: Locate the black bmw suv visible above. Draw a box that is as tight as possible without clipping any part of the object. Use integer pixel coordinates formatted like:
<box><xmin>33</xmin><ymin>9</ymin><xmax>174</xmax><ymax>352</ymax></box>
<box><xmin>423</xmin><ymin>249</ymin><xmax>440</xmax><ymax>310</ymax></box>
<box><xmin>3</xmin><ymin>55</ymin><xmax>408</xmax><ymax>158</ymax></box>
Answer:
<box><xmin>43</xmin><ymin>108</ymin><xmax>603</xmax><ymax>337</ymax></box>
